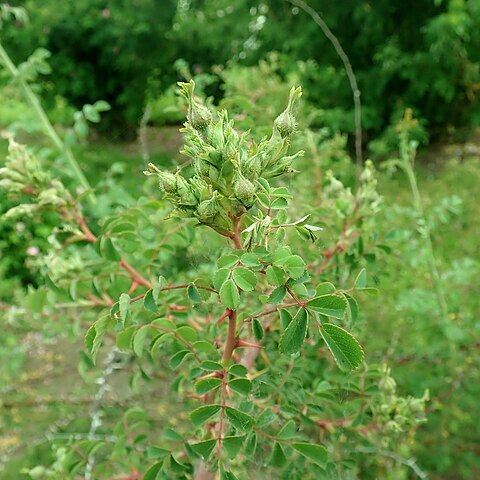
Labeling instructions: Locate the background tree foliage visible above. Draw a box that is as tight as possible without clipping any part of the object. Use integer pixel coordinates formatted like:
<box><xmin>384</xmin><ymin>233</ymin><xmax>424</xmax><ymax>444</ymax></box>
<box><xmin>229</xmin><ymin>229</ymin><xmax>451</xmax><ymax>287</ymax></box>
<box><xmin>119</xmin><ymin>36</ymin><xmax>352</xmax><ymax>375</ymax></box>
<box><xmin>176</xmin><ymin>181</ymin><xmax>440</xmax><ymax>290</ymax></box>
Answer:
<box><xmin>2</xmin><ymin>0</ymin><xmax>480</xmax><ymax>140</ymax></box>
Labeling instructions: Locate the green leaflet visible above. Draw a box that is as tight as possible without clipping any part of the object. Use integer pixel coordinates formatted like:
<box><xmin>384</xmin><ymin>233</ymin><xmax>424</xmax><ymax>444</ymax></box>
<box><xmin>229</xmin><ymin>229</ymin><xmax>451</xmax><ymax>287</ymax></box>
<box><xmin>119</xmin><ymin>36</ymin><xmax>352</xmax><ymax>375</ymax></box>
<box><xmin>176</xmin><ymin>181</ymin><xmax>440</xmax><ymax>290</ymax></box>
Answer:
<box><xmin>292</xmin><ymin>442</ymin><xmax>328</xmax><ymax>468</ymax></box>
<box><xmin>133</xmin><ymin>325</ymin><xmax>151</xmax><ymax>357</ymax></box>
<box><xmin>143</xmin><ymin>289</ymin><xmax>157</xmax><ymax>312</ymax></box>
<box><xmin>228</xmin><ymin>378</ymin><xmax>252</xmax><ymax>396</ymax></box>
<box><xmin>223</xmin><ymin>435</ymin><xmax>246</xmax><ymax>458</ymax></box>
<box><xmin>232</xmin><ymin>267</ymin><xmax>257</xmax><ymax>291</ymax></box>
<box><xmin>306</xmin><ymin>294</ymin><xmax>347</xmax><ymax>318</ymax></box>
<box><xmin>319</xmin><ymin>323</ymin><xmax>364</xmax><ymax>371</ymax></box>
<box><xmin>190</xmin><ymin>439</ymin><xmax>216</xmax><ymax>459</ymax></box>
<box><xmin>270</xmin><ymin>442</ymin><xmax>287</xmax><ymax>467</ymax></box>
<box><xmin>355</xmin><ymin>268</ymin><xmax>367</xmax><ymax>288</ymax></box>
<box><xmin>252</xmin><ymin>317</ymin><xmax>264</xmax><ymax>341</ymax></box>
<box><xmin>143</xmin><ymin>462</ymin><xmax>163</xmax><ymax>480</ymax></box>
<box><xmin>220</xmin><ymin>278</ymin><xmax>240</xmax><ymax>309</ymax></box>
<box><xmin>85</xmin><ymin>316</ymin><xmax>111</xmax><ymax>364</ymax></box>
<box><xmin>225</xmin><ymin>407</ymin><xmax>255</xmax><ymax>432</ymax></box>
<box><xmin>119</xmin><ymin>293</ymin><xmax>130</xmax><ymax>323</ymax></box>
<box><xmin>187</xmin><ymin>284</ymin><xmax>202</xmax><ymax>302</ymax></box>
<box><xmin>195</xmin><ymin>378</ymin><xmax>222</xmax><ymax>395</ymax></box>
<box><xmin>279</xmin><ymin>308</ymin><xmax>308</xmax><ymax>354</ymax></box>
<box><xmin>190</xmin><ymin>405</ymin><xmax>221</xmax><ymax>427</ymax></box>
<box><xmin>266</xmin><ymin>265</ymin><xmax>286</xmax><ymax>286</ymax></box>
<box><xmin>283</xmin><ymin>255</ymin><xmax>306</xmax><ymax>279</ymax></box>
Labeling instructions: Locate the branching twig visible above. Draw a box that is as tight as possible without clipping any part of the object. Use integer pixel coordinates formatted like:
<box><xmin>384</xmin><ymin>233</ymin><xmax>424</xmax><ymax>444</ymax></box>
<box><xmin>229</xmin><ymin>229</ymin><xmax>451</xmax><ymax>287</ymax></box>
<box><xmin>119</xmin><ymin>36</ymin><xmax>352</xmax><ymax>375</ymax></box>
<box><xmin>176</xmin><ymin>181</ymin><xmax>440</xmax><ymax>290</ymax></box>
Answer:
<box><xmin>286</xmin><ymin>0</ymin><xmax>363</xmax><ymax>179</ymax></box>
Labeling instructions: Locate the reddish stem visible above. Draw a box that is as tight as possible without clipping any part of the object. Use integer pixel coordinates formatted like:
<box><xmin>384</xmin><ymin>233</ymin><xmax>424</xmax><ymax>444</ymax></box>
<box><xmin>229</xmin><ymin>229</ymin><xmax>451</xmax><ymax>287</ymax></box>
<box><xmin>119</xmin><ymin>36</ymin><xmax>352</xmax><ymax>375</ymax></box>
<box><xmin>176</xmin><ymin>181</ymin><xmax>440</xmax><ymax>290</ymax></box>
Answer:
<box><xmin>78</xmin><ymin>215</ymin><xmax>97</xmax><ymax>243</ymax></box>
<box><xmin>161</xmin><ymin>284</ymin><xmax>217</xmax><ymax>293</ymax></box>
<box><xmin>232</xmin><ymin>216</ymin><xmax>243</xmax><ymax>250</ymax></box>
<box><xmin>222</xmin><ymin>310</ymin><xmax>237</xmax><ymax>363</ymax></box>
<box><xmin>76</xmin><ymin>213</ymin><xmax>153</xmax><ymax>290</ymax></box>
<box><xmin>216</xmin><ymin>309</ymin><xmax>232</xmax><ymax>325</ymax></box>
<box><xmin>118</xmin><ymin>260</ymin><xmax>152</xmax><ymax>289</ymax></box>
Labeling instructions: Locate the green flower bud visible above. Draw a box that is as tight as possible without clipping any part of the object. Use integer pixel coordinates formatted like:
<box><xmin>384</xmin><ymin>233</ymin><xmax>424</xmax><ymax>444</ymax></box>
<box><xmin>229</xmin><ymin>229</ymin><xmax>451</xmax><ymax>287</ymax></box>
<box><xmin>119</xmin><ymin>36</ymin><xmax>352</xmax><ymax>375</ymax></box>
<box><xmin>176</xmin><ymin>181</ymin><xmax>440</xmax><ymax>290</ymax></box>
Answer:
<box><xmin>206</xmin><ymin>149</ymin><xmax>223</xmax><ymax>169</ymax></box>
<box><xmin>196</xmin><ymin>192</ymin><xmax>222</xmax><ymax>222</ymax></box>
<box><xmin>243</xmin><ymin>153</ymin><xmax>263</xmax><ymax>178</ymax></box>
<box><xmin>4</xmin><ymin>203</ymin><xmax>37</xmax><ymax>220</ymax></box>
<box><xmin>0</xmin><ymin>178</ymin><xmax>24</xmax><ymax>193</ymax></box>
<box><xmin>360</xmin><ymin>159</ymin><xmax>376</xmax><ymax>183</ymax></box>
<box><xmin>208</xmin><ymin>117</ymin><xmax>225</xmax><ymax>149</ymax></box>
<box><xmin>325</xmin><ymin>170</ymin><xmax>344</xmax><ymax>192</ymax></box>
<box><xmin>273</xmin><ymin>86</ymin><xmax>302</xmax><ymax>138</ymax></box>
<box><xmin>409</xmin><ymin>398</ymin><xmax>426</xmax><ymax>416</ymax></box>
<box><xmin>0</xmin><ymin>167</ymin><xmax>25</xmax><ymax>183</ymax></box>
<box><xmin>379</xmin><ymin>404</ymin><xmax>391</xmax><ymax>415</ymax></box>
<box><xmin>274</xmin><ymin>111</ymin><xmax>296</xmax><ymax>138</ymax></box>
<box><xmin>144</xmin><ymin>163</ymin><xmax>177</xmax><ymax>194</ymax></box>
<box><xmin>379</xmin><ymin>372</ymin><xmax>397</xmax><ymax>395</ymax></box>
<box><xmin>27</xmin><ymin>466</ymin><xmax>47</xmax><ymax>480</ymax></box>
<box><xmin>178</xmin><ymin>80</ymin><xmax>212</xmax><ymax>131</ymax></box>
<box><xmin>263</xmin><ymin>150</ymin><xmax>303</xmax><ymax>178</ymax></box>
<box><xmin>189</xmin><ymin>176</ymin><xmax>210</xmax><ymax>202</ymax></box>
<box><xmin>174</xmin><ymin>175</ymin><xmax>197</xmax><ymax>206</ymax></box>
<box><xmin>234</xmin><ymin>175</ymin><xmax>256</xmax><ymax>207</ymax></box>
<box><xmin>195</xmin><ymin>158</ymin><xmax>220</xmax><ymax>182</ymax></box>
<box><xmin>143</xmin><ymin>162</ymin><xmax>161</xmax><ymax>175</ymax></box>
<box><xmin>157</xmin><ymin>171</ymin><xmax>178</xmax><ymax>194</ymax></box>
<box><xmin>385</xmin><ymin>420</ymin><xmax>401</xmax><ymax>432</ymax></box>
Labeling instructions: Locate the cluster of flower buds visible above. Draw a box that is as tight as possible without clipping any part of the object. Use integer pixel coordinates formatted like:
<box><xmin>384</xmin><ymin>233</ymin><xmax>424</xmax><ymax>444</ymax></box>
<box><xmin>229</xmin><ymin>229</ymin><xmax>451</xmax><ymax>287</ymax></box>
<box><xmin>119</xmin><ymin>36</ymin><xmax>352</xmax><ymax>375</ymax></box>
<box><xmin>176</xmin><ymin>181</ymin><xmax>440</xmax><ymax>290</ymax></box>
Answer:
<box><xmin>324</xmin><ymin>170</ymin><xmax>355</xmax><ymax>217</ymax></box>
<box><xmin>145</xmin><ymin>81</ymin><xmax>304</xmax><ymax>233</ymax></box>
<box><xmin>0</xmin><ymin>138</ymin><xmax>69</xmax><ymax>220</ymax></box>
<box><xmin>372</xmin><ymin>365</ymin><xmax>429</xmax><ymax>447</ymax></box>
<box><xmin>358</xmin><ymin>160</ymin><xmax>382</xmax><ymax>216</ymax></box>
<box><xmin>323</xmin><ymin>160</ymin><xmax>382</xmax><ymax>224</ymax></box>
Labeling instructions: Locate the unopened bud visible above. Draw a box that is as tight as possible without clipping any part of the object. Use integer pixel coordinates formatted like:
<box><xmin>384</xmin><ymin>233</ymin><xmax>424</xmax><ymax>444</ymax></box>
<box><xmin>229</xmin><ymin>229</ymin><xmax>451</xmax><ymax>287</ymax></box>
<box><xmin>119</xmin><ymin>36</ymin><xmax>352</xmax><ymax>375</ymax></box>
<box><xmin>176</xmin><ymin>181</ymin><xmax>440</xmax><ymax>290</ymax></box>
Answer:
<box><xmin>157</xmin><ymin>171</ymin><xmax>178</xmax><ymax>194</ymax></box>
<box><xmin>196</xmin><ymin>192</ymin><xmax>221</xmax><ymax>221</ymax></box>
<box><xmin>379</xmin><ymin>375</ymin><xmax>396</xmax><ymax>394</ymax></box>
<box><xmin>243</xmin><ymin>154</ymin><xmax>262</xmax><ymax>177</ymax></box>
<box><xmin>274</xmin><ymin>86</ymin><xmax>302</xmax><ymax>137</ymax></box>
<box><xmin>195</xmin><ymin>158</ymin><xmax>220</xmax><ymax>182</ymax></box>
<box><xmin>176</xmin><ymin>175</ymin><xmax>198</xmax><ymax>206</ymax></box>
<box><xmin>234</xmin><ymin>176</ymin><xmax>256</xmax><ymax>206</ymax></box>
<box><xmin>178</xmin><ymin>80</ymin><xmax>212</xmax><ymax>131</ymax></box>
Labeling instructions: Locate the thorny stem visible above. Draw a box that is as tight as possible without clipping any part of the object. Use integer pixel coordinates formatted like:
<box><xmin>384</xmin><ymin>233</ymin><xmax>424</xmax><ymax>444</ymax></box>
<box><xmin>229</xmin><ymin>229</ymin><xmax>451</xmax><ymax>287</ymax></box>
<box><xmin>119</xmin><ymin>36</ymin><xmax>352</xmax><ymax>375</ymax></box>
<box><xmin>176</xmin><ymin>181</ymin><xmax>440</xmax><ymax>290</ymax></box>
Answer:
<box><xmin>254</xmin><ymin>428</ymin><xmax>289</xmax><ymax>445</ymax></box>
<box><xmin>78</xmin><ymin>215</ymin><xmax>97</xmax><ymax>242</ymax></box>
<box><xmin>270</xmin><ymin>360</ymin><xmax>295</xmax><ymax>402</ymax></box>
<box><xmin>161</xmin><ymin>284</ymin><xmax>217</xmax><ymax>294</ymax></box>
<box><xmin>347</xmin><ymin>447</ymin><xmax>428</xmax><ymax>480</ymax></box>
<box><xmin>232</xmin><ymin>215</ymin><xmax>243</xmax><ymax>250</ymax></box>
<box><xmin>196</xmin><ymin>215</ymin><xmax>243</xmax><ymax>479</ymax></box>
<box><xmin>119</xmin><ymin>260</ymin><xmax>152</xmax><ymax>289</ymax></box>
<box><xmin>216</xmin><ymin>308</ymin><xmax>232</xmax><ymax>325</ymax></box>
<box><xmin>222</xmin><ymin>213</ymin><xmax>244</xmax><ymax>362</ymax></box>
<box><xmin>216</xmin><ymin>375</ymin><xmax>229</xmax><ymax>466</ymax></box>
<box><xmin>399</xmin><ymin>137</ymin><xmax>458</xmax><ymax>441</ymax></box>
<box><xmin>223</xmin><ymin>310</ymin><xmax>237</xmax><ymax>363</ymax></box>
<box><xmin>286</xmin><ymin>286</ymin><xmax>305</xmax><ymax>307</ymax></box>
